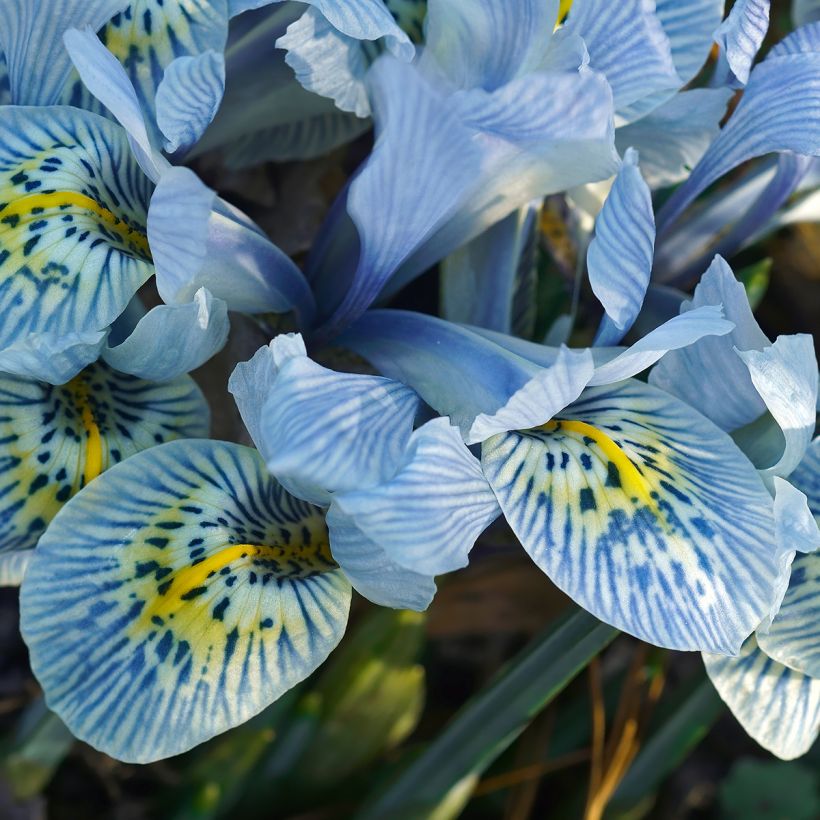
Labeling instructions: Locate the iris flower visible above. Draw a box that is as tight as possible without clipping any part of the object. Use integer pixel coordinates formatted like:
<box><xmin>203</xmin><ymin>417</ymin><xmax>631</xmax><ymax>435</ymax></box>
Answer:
<box><xmin>18</xmin><ymin>333</ymin><xmax>499</xmax><ymax>761</ymax></box>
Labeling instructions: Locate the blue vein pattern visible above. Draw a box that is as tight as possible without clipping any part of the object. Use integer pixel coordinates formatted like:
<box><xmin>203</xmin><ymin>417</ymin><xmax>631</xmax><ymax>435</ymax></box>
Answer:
<box><xmin>705</xmin><ymin>637</ymin><xmax>820</xmax><ymax>760</ymax></box>
<box><xmin>61</xmin><ymin>0</ymin><xmax>229</xmax><ymax>145</ymax></box>
<box><xmin>0</xmin><ymin>106</ymin><xmax>153</xmax><ymax>351</ymax></box>
<box><xmin>481</xmin><ymin>379</ymin><xmax>778</xmax><ymax>653</ymax></box>
<box><xmin>20</xmin><ymin>439</ymin><xmax>351</xmax><ymax>762</ymax></box>
<box><xmin>0</xmin><ymin>360</ymin><xmax>208</xmax><ymax>555</ymax></box>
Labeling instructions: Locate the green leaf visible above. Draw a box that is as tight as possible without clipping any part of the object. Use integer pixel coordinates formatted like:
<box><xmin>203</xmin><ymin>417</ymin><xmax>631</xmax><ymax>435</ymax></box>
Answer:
<box><xmin>356</xmin><ymin>608</ymin><xmax>618</xmax><ymax>820</ymax></box>
<box><xmin>1</xmin><ymin>698</ymin><xmax>74</xmax><ymax>799</ymax></box>
<box><xmin>736</xmin><ymin>258</ymin><xmax>772</xmax><ymax>312</ymax></box>
<box><xmin>719</xmin><ymin>758</ymin><xmax>820</xmax><ymax>820</ymax></box>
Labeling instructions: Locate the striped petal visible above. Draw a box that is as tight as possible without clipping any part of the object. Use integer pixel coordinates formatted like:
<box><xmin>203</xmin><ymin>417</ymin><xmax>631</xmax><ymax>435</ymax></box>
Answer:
<box><xmin>0</xmin><ymin>106</ymin><xmax>153</xmax><ymax>374</ymax></box>
<box><xmin>758</xmin><ymin>552</ymin><xmax>820</xmax><ymax>678</ymax></box>
<box><xmin>62</xmin><ymin>1</ymin><xmax>229</xmax><ymax>150</ymax></box>
<box><xmin>0</xmin><ymin>328</ymin><xmax>107</xmax><ymax>384</ymax></box>
<box><xmin>564</xmin><ymin>0</ymin><xmax>681</xmax><ymax>121</ymax></box>
<box><xmin>0</xmin><ymin>548</ymin><xmax>32</xmax><ymax>587</ymax></box>
<box><xmin>20</xmin><ymin>439</ymin><xmax>351</xmax><ymax>763</ymax></box>
<box><xmin>614</xmin><ymin>89</ymin><xmax>733</xmax><ymax>188</ymax></box>
<box><xmin>588</xmin><ymin>148</ymin><xmax>655</xmax><ymax>346</ymax></box>
<box><xmin>791</xmin><ymin>437</ymin><xmax>820</xmax><ymax>516</ymax></box>
<box><xmin>102</xmin><ymin>288</ymin><xmax>229</xmax><ymax>381</ymax></box>
<box><xmin>704</xmin><ymin>637</ymin><xmax>820</xmax><ymax>760</ymax></box>
<box><xmin>260</xmin><ymin>351</ymin><xmax>420</xmax><ymax>505</ymax></box>
<box><xmin>0</xmin><ymin>53</ymin><xmax>9</xmax><ymax>106</ymax></box>
<box><xmin>657</xmin><ymin>51</ymin><xmax>820</xmax><ymax>233</ymax></box>
<box><xmin>0</xmin><ymin>0</ymin><xmax>129</xmax><ymax>106</ymax></box>
<box><xmin>713</xmin><ymin>0</ymin><xmax>771</xmax><ymax>87</ymax></box>
<box><xmin>481</xmin><ymin>379</ymin><xmax>781</xmax><ymax>653</ymax></box>
<box><xmin>155</xmin><ymin>51</ymin><xmax>226</xmax><ymax>154</ymax></box>
<box><xmin>0</xmin><ymin>361</ymin><xmax>208</xmax><ymax>555</ymax></box>
<box><xmin>331</xmin><ymin>418</ymin><xmax>500</xmax><ymax>577</ymax></box>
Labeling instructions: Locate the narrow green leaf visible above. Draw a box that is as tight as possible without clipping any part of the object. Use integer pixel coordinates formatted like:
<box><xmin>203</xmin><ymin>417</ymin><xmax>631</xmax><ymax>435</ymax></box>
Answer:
<box><xmin>356</xmin><ymin>608</ymin><xmax>618</xmax><ymax>820</ymax></box>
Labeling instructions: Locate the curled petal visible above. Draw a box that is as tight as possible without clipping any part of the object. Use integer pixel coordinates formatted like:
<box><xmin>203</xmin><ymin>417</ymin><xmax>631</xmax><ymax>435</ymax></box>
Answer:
<box><xmin>713</xmin><ymin>0</ymin><xmax>771</xmax><ymax>87</ymax></box>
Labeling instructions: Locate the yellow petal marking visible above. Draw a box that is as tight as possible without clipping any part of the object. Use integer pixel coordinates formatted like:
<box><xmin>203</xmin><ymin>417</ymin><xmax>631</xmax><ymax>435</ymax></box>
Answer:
<box><xmin>65</xmin><ymin>374</ymin><xmax>103</xmax><ymax>487</ymax></box>
<box><xmin>0</xmin><ymin>191</ymin><xmax>150</xmax><ymax>257</ymax></box>
<box><xmin>542</xmin><ymin>418</ymin><xmax>657</xmax><ymax>510</ymax></box>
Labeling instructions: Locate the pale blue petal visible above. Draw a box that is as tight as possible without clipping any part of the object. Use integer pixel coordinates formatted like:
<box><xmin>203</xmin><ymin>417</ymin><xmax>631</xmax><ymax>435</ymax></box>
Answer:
<box><xmin>657</xmin><ymin>52</ymin><xmax>820</xmax><ymax>233</ymax></box>
<box><xmin>63</xmin><ymin>26</ymin><xmax>166</xmax><ymax>182</ymax></box>
<box><xmin>0</xmin><ymin>53</ymin><xmax>9</xmax><ymax>106</ymax></box>
<box><xmin>614</xmin><ymin>89</ymin><xmax>733</xmax><ymax>188</ymax></box>
<box><xmin>326</xmin><ymin>502</ymin><xmax>436</xmax><ymax>611</ymax></box>
<box><xmin>277</xmin><ymin>8</ymin><xmax>372</xmax><ymax>117</ymax></box>
<box><xmin>332</xmin><ymin>418</ymin><xmax>500</xmax><ymax>576</ymax></box>
<box><xmin>704</xmin><ymin>637</ymin><xmax>820</xmax><ymax>760</ymax></box>
<box><xmin>316</xmin><ymin>56</ymin><xmax>481</xmax><ymax>340</ymax></box>
<box><xmin>468</xmin><ymin>347</ymin><xmax>594</xmax><ymax>445</ymax></box>
<box><xmin>794</xmin><ymin>0</ymin><xmax>820</xmax><ymax>26</ymax></box>
<box><xmin>0</xmin><ymin>0</ymin><xmax>128</xmax><ymax>105</ymax></box>
<box><xmin>588</xmin><ymin>148</ymin><xmax>655</xmax><ymax>345</ymax></box>
<box><xmin>231</xmin><ymin>0</ymin><xmax>413</xmax><ymax>58</ymax></box>
<box><xmin>103</xmin><ymin>288</ymin><xmax>229</xmax><ymax>381</ymax></box>
<box><xmin>338</xmin><ymin>310</ymin><xmax>591</xmax><ymax>442</ymax></box>
<box><xmin>483</xmin><ymin>378</ymin><xmax>782</xmax><ymax>653</ymax></box>
<box><xmin>758</xmin><ymin>552</ymin><xmax>820</xmax><ymax>679</ymax></box>
<box><xmin>774</xmin><ymin>477</ymin><xmax>820</xmax><ymax>555</ymax></box>
<box><xmin>260</xmin><ymin>354</ymin><xmax>420</xmax><ymax>505</ymax></box>
<box><xmin>564</xmin><ymin>0</ymin><xmax>681</xmax><ymax>121</ymax></box>
<box><xmin>713</xmin><ymin>0</ymin><xmax>771</xmax><ymax>87</ymax></box>
<box><xmin>791</xmin><ymin>436</ymin><xmax>820</xmax><ymax>515</ymax></box>
<box><xmin>156</xmin><ymin>52</ymin><xmax>226</xmax><ymax>154</ymax></box>
<box><xmin>420</xmin><ymin>0</ymin><xmax>557</xmax><ymax>90</ymax></box>
<box><xmin>588</xmin><ymin>306</ymin><xmax>735</xmax><ymax>386</ymax></box>
<box><xmin>0</xmin><ymin>550</ymin><xmax>32</xmax><ymax>587</ymax></box>
<box><xmin>440</xmin><ymin>203</ymin><xmax>539</xmax><ymax>335</ymax></box>
<box><xmin>649</xmin><ymin>256</ymin><xmax>771</xmax><ymax>431</ymax></box>
<box><xmin>147</xmin><ymin>167</ymin><xmax>315</xmax><ymax>325</ymax></box>
<box><xmin>63</xmin><ymin>2</ymin><xmax>229</xmax><ymax>152</ymax></box>
<box><xmin>228</xmin><ymin>334</ymin><xmax>308</xmax><ymax>455</ymax></box>
<box><xmin>0</xmin><ymin>329</ymin><xmax>107</xmax><ymax>385</ymax></box>
<box><xmin>0</xmin><ymin>105</ymin><xmax>153</xmax><ymax>360</ymax></box>
<box><xmin>21</xmin><ymin>439</ymin><xmax>350</xmax><ymax>763</ymax></box>
<box><xmin>772</xmin><ymin>20</ymin><xmax>820</xmax><ymax>57</ymax></box>
<box><xmin>738</xmin><ymin>334</ymin><xmax>819</xmax><ymax>480</ymax></box>
<box><xmin>0</xmin><ymin>363</ymin><xmax>208</xmax><ymax>555</ymax></box>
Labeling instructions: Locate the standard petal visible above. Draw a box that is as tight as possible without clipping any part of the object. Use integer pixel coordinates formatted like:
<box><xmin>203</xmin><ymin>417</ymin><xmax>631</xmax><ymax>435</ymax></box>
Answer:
<box><xmin>564</xmin><ymin>0</ymin><xmax>681</xmax><ymax>120</ymax></box>
<box><xmin>704</xmin><ymin>637</ymin><xmax>820</xmax><ymax>760</ymax></box>
<box><xmin>276</xmin><ymin>8</ymin><xmax>372</xmax><ymax>117</ymax></box>
<box><xmin>0</xmin><ymin>329</ymin><xmax>107</xmax><ymax>385</ymax></box>
<box><xmin>649</xmin><ymin>256</ymin><xmax>771</xmax><ymax>431</ymax></box>
<box><xmin>20</xmin><ymin>439</ymin><xmax>350</xmax><ymax>763</ymax></box>
<box><xmin>420</xmin><ymin>0</ymin><xmax>557</xmax><ymax>90</ymax></box>
<box><xmin>260</xmin><ymin>355</ymin><xmax>420</xmax><ymax>504</ymax></box>
<box><xmin>332</xmin><ymin>418</ymin><xmax>500</xmax><ymax>576</ymax></box>
<box><xmin>588</xmin><ymin>148</ymin><xmax>655</xmax><ymax>346</ymax></box>
<box><xmin>326</xmin><ymin>502</ymin><xmax>436</xmax><ymax>611</ymax></box>
<box><xmin>102</xmin><ymin>288</ymin><xmax>229</xmax><ymax>381</ymax></box>
<box><xmin>0</xmin><ymin>362</ymin><xmax>208</xmax><ymax>555</ymax></box>
<box><xmin>482</xmin><ymin>379</ymin><xmax>782</xmax><ymax>653</ymax></box>
<box><xmin>737</xmin><ymin>334</ymin><xmax>818</xmax><ymax>480</ymax></box>
<box><xmin>614</xmin><ymin>89</ymin><xmax>733</xmax><ymax>188</ymax></box>
<box><xmin>156</xmin><ymin>52</ymin><xmax>226</xmax><ymax>154</ymax></box>
<box><xmin>657</xmin><ymin>51</ymin><xmax>820</xmax><ymax>233</ymax></box>
<box><xmin>791</xmin><ymin>436</ymin><xmax>820</xmax><ymax>515</ymax></box>
<box><xmin>440</xmin><ymin>203</ymin><xmax>540</xmax><ymax>335</ymax></box>
<box><xmin>713</xmin><ymin>0</ymin><xmax>771</xmax><ymax>87</ymax></box>
<box><xmin>0</xmin><ymin>0</ymin><xmax>128</xmax><ymax>105</ymax></box>
<box><xmin>0</xmin><ymin>105</ymin><xmax>153</xmax><ymax>358</ymax></box>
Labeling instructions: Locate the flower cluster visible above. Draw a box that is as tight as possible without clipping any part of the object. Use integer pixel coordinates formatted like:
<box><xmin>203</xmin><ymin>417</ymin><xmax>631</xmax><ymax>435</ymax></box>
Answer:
<box><xmin>0</xmin><ymin>0</ymin><xmax>818</xmax><ymax>765</ymax></box>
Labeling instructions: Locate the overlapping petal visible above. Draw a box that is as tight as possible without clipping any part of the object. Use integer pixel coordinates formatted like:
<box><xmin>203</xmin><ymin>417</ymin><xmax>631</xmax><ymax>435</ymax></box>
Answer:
<box><xmin>713</xmin><ymin>0</ymin><xmax>771</xmax><ymax>87</ymax></box>
<box><xmin>20</xmin><ymin>439</ymin><xmax>350</xmax><ymax>763</ymax></box>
